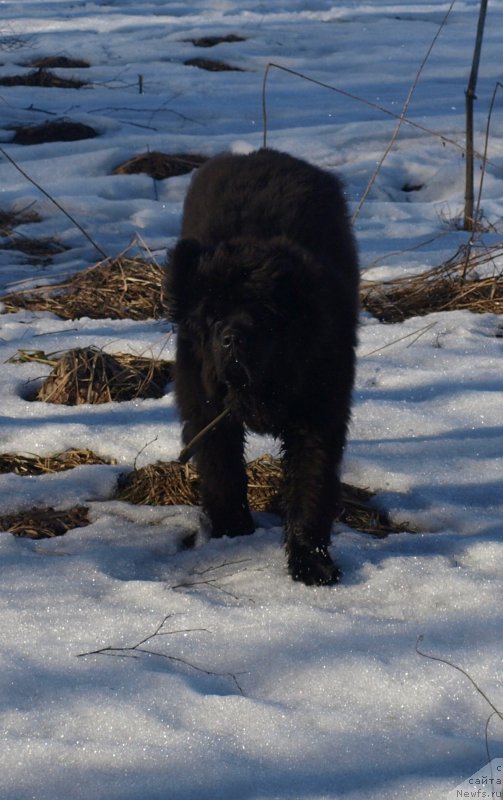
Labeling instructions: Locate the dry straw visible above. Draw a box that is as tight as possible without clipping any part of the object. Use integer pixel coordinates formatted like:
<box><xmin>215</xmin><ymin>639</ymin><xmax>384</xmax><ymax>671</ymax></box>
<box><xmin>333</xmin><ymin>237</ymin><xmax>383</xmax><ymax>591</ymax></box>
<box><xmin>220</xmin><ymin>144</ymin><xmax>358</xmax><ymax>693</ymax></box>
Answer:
<box><xmin>0</xmin><ymin>69</ymin><xmax>87</xmax><ymax>89</ymax></box>
<box><xmin>116</xmin><ymin>454</ymin><xmax>401</xmax><ymax>537</ymax></box>
<box><xmin>0</xmin><ymin>506</ymin><xmax>90</xmax><ymax>539</ymax></box>
<box><xmin>4</xmin><ymin>242</ymin><xmax>502</xmax><ymax>324</ymax></box>
<box><xmin>361</xmin><ymin>242</ymin><xmax>503</xmax><ymax>323</ymax></box>
<box><xmin>0</xmin><ymin>448</ymin><xmax>115</xmax><ymax>476</ymax></box>
<box><xmin>113</xmin><ymin>152</ymin><xmax>207</xmax><ymax>180</ymax></box>
<box><xmin>0</xmin><ymin>450</ymin><xmax>402</xmax><ymax>538</ymax></box>
<box><xmin>25</xmin><ymin>346</ymin><xmax>173</xmax><ymax>405</ymax></box>
<box><xmin>2</xmin><ymin>254</ymin><xmax>165</xmax><ymax>320</ymax></box>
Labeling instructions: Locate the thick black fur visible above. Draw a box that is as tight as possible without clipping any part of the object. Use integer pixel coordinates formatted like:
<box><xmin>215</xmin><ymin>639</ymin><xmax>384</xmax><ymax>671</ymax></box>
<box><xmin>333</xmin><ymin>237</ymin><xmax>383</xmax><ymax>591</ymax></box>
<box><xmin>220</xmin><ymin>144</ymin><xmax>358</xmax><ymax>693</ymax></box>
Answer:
<box><xmin>165</xmin><ymin>148</ymin><xmax>359</xmax><ymax>585</ymax></box>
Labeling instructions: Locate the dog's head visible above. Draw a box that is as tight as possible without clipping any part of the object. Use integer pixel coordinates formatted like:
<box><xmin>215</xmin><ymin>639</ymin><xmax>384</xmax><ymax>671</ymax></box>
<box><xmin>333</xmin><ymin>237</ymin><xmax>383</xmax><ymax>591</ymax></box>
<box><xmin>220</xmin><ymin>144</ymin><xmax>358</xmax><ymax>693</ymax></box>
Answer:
<box><xmin>166</xmin><ymin>237</ymin><xmax>318</xmax><ymax>399</ymax></box>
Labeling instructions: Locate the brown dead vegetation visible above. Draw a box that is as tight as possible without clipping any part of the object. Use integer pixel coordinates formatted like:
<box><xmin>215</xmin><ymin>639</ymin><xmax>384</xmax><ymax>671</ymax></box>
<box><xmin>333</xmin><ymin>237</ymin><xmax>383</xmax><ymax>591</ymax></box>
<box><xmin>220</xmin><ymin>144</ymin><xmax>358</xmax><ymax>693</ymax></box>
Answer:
<box><xmin>184</xmin><ymin>34</ymin><xmax>246</xmax><ymax>48</ymax></box>
<box><xmin>26</xmin><ymin>56</ymin><xmax>90</xmax><ymax>69</ymax></box>
<box><xmin>113</xmin><ymin>152</ymin><xmax>207</xmax><ymax>180</ymax></box>
<box><xmin>361</xmin><ymin>242</ymin><xmax>503</xmax><ymax>322</ymax></box>
<box><xmin>0</xmin><ymin>206</ymin><xmax>41</xmax><ymax>235</ymax></box>
<box><xmin>4</xmin><ymin>243</ymin><xmax>501</xmax><ymax>324</ymax></box>
<box><xmin>1</xmin><ymin>236</ymin><xmax>67</xmax><ymax>258</ymax></box>
<box><xmin>26</xmin><ymin>347</ymin><xmax>173</xmax><ymax>405</ymax></box>
<box><xmin>0</xmin><ymin>506</ymin><xmax>90</xmax><ymax>538</ymax></box>
<box><xmin>0</xmin><ymin>448</ymin><xmax>116</xmax><ymax>476</ymax></box>
<box><xmin>1</xmin><ymin>256</ymin><xmax>165</xmax><ymax>320</ymax></box>
<box><xmin>184</xmin><ymin>57</ymin><xmax>244</xmax><ymax>72</ymax></box>
<box><xmin>0</xmin><ymin>68</ymin><xmax>87</xmax><ymax>88</ymax></box>
<box><xmin>116</xmin><ymin>454</ymin><xmax>399</xmax><ymax>537</ymax></box>
<box><xmin>12</xmin><ymin>120</ymin><xmax>98</xmax><ymax>145</ymax></box>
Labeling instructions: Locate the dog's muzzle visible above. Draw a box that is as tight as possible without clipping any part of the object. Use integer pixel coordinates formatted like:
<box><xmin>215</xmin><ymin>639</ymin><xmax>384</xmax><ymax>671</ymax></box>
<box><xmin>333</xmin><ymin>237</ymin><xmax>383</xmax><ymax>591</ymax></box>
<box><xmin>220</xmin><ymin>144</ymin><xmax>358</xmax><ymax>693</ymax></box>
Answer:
<box><xmin>219</xmin><ymin>330</ymin><xmax>251</xmax><ymax>389</ymax></box>
<box><xmin>224</xmin><ymin>358</ymin><xmax>250</xmax><ymax>389</ymax></box>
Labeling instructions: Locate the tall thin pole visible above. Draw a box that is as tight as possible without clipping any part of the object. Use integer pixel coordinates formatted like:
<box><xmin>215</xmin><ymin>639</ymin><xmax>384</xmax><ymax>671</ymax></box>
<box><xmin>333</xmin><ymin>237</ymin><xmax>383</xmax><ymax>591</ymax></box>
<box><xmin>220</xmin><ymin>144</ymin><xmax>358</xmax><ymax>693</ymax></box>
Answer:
<box><xmin>464</xmin><ymin>0</ymin><xmax>488</xmax><ymax>231</ymax></box>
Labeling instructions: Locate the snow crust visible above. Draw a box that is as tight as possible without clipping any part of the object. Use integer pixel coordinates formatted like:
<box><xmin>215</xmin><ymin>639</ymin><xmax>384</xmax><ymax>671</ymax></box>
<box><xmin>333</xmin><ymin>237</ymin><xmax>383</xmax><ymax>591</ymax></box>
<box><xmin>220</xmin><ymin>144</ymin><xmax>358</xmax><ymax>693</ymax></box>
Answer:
<box><xmin>0</xmin><ymin>1</ymin><xmax>502</xmax><ymax>798</ymax></box>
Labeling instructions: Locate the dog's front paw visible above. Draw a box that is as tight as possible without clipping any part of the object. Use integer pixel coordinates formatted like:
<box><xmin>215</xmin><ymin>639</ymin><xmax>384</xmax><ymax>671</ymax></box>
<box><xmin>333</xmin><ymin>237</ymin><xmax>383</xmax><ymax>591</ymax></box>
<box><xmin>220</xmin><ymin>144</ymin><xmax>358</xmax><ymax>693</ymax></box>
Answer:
<box><xmin>287</xmin><ymin>546</ymin><xmax>341</xmax><ymax>586</ymax></box>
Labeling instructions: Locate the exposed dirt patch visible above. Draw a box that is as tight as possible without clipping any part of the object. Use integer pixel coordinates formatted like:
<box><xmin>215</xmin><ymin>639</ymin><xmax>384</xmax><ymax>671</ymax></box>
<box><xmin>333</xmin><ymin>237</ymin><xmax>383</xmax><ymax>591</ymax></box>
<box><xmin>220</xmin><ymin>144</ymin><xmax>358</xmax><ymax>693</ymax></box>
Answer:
<box><xmin>184</xmin><ymin>34</ymin><xmax>246</xmax><ymax>48</ymax></box>
<box><xmin>1</xmin><ymin>237</ymin><xmax>67</xmax><ymax>258</ymax></box>
<box><xmin>25</xmin><ymin>56</ymin><xmax>91</xmax><ymax>69</ymax></box>
<box><xmin>113</xmin><ymin>152</ymin><xmax>207</xmax><ymax>180</ymax></box>
<box><xmin>184</xmin><ymin>57</ymin><xmax>245</xmax><ymax>72</ymax></box>
<box><xmin>11</xmin><ymin>119</ymin><xmax>98</xmax><ymax>145</ymax></box>
<box><xmin>401</xmin><ymin>182</ymin><xmax>424</xmax><ymax>193</ymax></box>
<box><xmin>0</xmin><ymin>206</ymin><xmax>41</xmax><ymax>235</ymax></box>
<box><xmin>0</xmin><ymin>68</ymin><xmax>87</xmax><ymax>88</ymax></box>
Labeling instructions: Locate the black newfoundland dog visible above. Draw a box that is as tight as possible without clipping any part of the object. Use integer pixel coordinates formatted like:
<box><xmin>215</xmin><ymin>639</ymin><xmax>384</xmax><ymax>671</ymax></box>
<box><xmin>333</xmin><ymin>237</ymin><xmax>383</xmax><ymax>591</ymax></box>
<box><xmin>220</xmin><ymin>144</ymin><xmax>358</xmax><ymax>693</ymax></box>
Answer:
<box><xmin>166</xmin><ymin>148</ymin><xmax>359</xmax><ymax>585</ymax></box>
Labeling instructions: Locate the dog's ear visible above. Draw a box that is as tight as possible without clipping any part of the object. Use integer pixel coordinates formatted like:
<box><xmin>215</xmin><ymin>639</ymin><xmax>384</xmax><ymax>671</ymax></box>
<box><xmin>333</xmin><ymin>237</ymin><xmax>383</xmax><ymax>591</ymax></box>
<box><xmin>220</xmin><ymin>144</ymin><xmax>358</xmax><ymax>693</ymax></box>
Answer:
<box><xmin>165</xmin><ymin>238</ymin><xmax>206</xmax><ymax>322</ymax></box>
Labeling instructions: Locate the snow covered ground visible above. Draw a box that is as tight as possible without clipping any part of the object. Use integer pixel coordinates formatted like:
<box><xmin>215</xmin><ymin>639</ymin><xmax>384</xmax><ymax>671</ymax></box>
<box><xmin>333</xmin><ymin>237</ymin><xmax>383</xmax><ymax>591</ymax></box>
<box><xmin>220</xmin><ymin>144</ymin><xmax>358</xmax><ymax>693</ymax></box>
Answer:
<box><xmin>1</xmin><ymin>1</ymin><xmax>502</xmax><ymax>798</ymax></box>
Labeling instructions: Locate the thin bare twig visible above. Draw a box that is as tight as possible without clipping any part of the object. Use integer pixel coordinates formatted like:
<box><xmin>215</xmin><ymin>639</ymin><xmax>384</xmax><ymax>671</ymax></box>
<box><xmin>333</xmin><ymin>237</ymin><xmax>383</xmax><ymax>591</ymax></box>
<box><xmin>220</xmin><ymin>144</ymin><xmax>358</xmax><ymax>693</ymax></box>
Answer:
<box><xmin>416</xmin><ymin>635</ymin><xmax>503</xmax><ymax>722</ymax></box>
<box><xmin>360</xmin><ymin>322</ymin><xmax>437</xmax><ymax>358</ymax></box>
<box><xmin>178</xmin><ymin>407</ymin><xmax>231</xmax><ymax>464</ymax></box>
<box><xmin>473</xmin><ymin>81</ymin><xmax>503</xmax><ymax>241</ymax></box>
<box><xmin>261</xmin><ymin>63</ymin><xmax>489</xmax><ymax>165</ymax></box>
<box><xmin>77</xmin><ymin>613</ymin><xmax>244</xmax><ymax>693</ymax></box>
<box><xmin>171</xmin><ymin>558</ymin><xmax>258</xmax><ymax>603</ymax></box>
<box><xmin>417</xmin><ymin>635</ymin><xmax>503</xmax><ymax>769</ymax></box>
<box><xmin>353</xmin><ymin>0</ymin><xmax>456</xmax><ymax>221</ymax></box>
<box><xmin>0</xmin><ymin>145</ymin><xmax>107</xmax><ymax>258</ymax></box>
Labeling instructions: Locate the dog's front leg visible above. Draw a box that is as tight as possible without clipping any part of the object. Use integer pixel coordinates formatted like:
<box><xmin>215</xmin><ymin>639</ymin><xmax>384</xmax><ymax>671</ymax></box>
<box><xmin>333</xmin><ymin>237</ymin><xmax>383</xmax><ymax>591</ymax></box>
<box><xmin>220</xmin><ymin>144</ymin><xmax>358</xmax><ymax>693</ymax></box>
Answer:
<box><xmin>190</xmin><ymin>412</ymin><xmax>255</xmax><ymax>539</ymax></box>
<box><xmin>281</xmin><ymin>428</ymin><xmax>343</xmax><ymax>585</ymax></box>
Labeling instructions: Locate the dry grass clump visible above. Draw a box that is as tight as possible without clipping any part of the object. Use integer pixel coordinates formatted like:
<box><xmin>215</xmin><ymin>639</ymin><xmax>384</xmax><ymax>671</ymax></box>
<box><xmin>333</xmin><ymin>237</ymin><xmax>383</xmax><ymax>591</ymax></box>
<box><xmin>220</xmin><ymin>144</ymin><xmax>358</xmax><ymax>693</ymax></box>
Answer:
<box><xmin>29</xmin><ymin>346</ymin><xmax>173</xmax><ymax>405</ymax></box>
<box><xmin>1</xmin><ymin>255</ymin><xmax>164</xmax><ymax>320</ymax></box>
<box><xmin>0</xmin><ymin>448</ymin><xmax>115</xmax><ymax>476</ymax></box>
<box><xmin>245</xmin><ymin>453</ymin><xmax>283</xmax><ymax>513</ymax></box>
<box><xmin>113</xmin><ymin>152</ymin><xmax>207</xmax><ymax>180</ymax></box>
<box><xmin>116</xmin><ymin>454</ymin><xmax>399</xmax><ymax>536</ymax></box>
<box><xmin>26</xmin><ymin>56</ymin><xmax>90</xmax><ymax>69</ymax></box>
<box><xmin>12</xmin><ymin>120</ymin><xmax>98</xmax><ymax>145</ymax></box>
<box><xmin>184</xmin><ymin>34</ymin><xmax>246</xmax><ymax>48</ymax></box>
<box><xmin>184</xmin><ymin>57</ymin><xmax>244</xmax><ymax>72</ymax></box>
<box><xmin>338</xmin><ymin>485</ymin><xmax>394</xmax><ymax>536</ymax></box>
<box><xmin>116</xmin><ymin>454</ymin><xmax>283</xmax><ymax>511</ymax></box>
<box><xmin>0</xmin><ymin>68</ymin><xmax>87</xmax><ymax>88</ymax></box>
<box><xmin>116</xmin><ymin>460</ymin><xmax>200</xmax><ymax>506</ymax></box>
<box><xmin>361</xmin><ymin>242</ymin><xmax>503</xmax><ymax>323</ymax></box>
<box><xmin>0</xmin><ymin>237</ymin><xmax>67</xmax><ymax>265</ymax></box>
<box><xmin>0</xmin><ymin>506</ymin><xmax>90</xmax><ymax>539</ymax></box>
